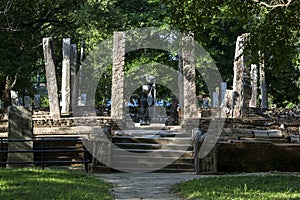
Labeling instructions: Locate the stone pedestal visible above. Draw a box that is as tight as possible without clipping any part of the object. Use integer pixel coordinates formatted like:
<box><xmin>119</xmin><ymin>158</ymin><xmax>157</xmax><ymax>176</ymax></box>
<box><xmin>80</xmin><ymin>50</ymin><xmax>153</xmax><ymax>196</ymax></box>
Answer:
<box><xmin>7</xmin><ymin>106</ymin><xmax>33</xmax><ymax>168</ymax></box>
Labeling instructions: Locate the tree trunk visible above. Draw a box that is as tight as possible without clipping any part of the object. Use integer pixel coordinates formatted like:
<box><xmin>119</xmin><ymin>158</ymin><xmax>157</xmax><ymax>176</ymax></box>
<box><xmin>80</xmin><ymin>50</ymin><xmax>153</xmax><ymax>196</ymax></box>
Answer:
<box><xmin>4</xmin><ymin>74</ymin><xmax>17</xmax><ymax>108</ymax></box>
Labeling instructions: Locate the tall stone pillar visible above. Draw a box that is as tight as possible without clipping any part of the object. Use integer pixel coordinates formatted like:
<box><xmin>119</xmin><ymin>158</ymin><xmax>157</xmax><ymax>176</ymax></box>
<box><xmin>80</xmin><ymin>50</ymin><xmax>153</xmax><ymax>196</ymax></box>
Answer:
<box><xmin>232</xmin><ymin>33</ymin><xmax>251</xmax><ymax>118</ymax></box>
<box><xmin>43</xmin><ymin>38</ymin><xmax>61</xmax><ymax>119</ymax></box>
<box><xmin>250</xmin><ymin>64</ymin><xmax>258</xmax><ymax>108</ymax></box>
<box><xmin>61</xmin><ymin>38</ymin><xmax>71</xmax><ymax>115</ymax></box>
<box><xmin>111</xmin><ymin>32</ymin><xmax>125</xmax><ymax>120</ymax></box>
<box><xmin>259</xmin><ymin>52</ymin><xmax>268</xmax><ymax>109</ymax></box>
<box><xmin>70</xmin><ymin>44</ymin><xmax>78</xmax><ymax>112</ymax></box>
<box><xmin>182</xmin><ymin>33</ymin><xmax>197</xmax><ymax>120</ymax></box>
<box><xmin>220</xmin><ymin>82</ymin><xmax>227</xmax><ymax>105</ymax></box>
<box><xmin>7</xmin><ymin>106</ymin><xmax>33</xmax><ymax>168</ymax></box>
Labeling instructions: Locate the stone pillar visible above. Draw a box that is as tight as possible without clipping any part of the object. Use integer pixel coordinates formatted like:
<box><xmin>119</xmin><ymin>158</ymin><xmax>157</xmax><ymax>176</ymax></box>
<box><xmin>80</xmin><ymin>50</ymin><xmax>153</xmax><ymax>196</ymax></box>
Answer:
<box><xmin>178</xmin><ymin>54</ymin><xmax>184</xmax><ymax>110</ymax></box>
<box><xmin>34</xmin><ymin>94</ymin><xmax>41</xmax><ymax>109</ymax></box>
<box><xmin>70</xmin><ymin>44</ymin><xmax>78</xmax><ymax>112</ymax></box>
<box><xmin>259</xmin><ymin>52</ymin><xmax>268</xmax><ymax>109</ymax></box>
<box><xmin>43</xmin><ymin>37</ymin><xmax>61</xmax><ymax>119</ymax></box>
<box><xmin>220</xmin><ymin>82</ymin><xmax>227</xmax><ymax>105</ymax></box>
<box><xmin>111</xmin><ymin>32</ymin><xmax>125</xmax><ymax>120</ymax></box>
<box><xmin>24</xmin><ymin>96</ymin><xmax>31</xmax><ymax>108</ymax></box>
<box><xmin>250</xmin><ymin>64</ymin><xmax>258</xmax><ymax>108</ymax></box>
<box><xmin>224</xmin><ymin>89</ymin><xmax>234</xmax><ymax>117</ymax></box>
<box><xmin>212</xmin><ymin>92</ymin><xmax>219</xmax><ymax>108</ymax></box>
<box><xmin>7</xmin><ymin>106</ymin><xmax>33</xmax><ymax>168</ymax></box>
<box><xmin>61</xmin><ymin>38</ymin><xmax>71</xmax><ymax>115</ymax></box>
<box><xmin>182</xmin><ymin>33</ymin><xmax>197</xmax><ymax>120</ymax></box>
<box><xmin>232</xmin><ymin>33</ymin><xmax>250</xmax><ymax>118</ymax></box>
<box><xmin>75</xmin><ymin>41</ymin><xmax>84</xmax><ymax>108</ymax></box>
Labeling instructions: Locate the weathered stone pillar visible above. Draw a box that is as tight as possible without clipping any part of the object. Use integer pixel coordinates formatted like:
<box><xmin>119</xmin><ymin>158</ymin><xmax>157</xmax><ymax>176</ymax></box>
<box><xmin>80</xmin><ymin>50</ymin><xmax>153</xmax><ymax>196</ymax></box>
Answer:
<box><xmin>232</xmin><ymin>33</ymin><xmax>250</xmax><ymax>118</ymax></box>
<box><xmin>24</xmin><ymin>96</ymin><xmax>31</xmax><ymax>108</ymax></box>
<box><xmin>250</xmin><ymin>64</ymin><xmax>258</xmax><ymax>108</ymax></box>
<box><xmin>224</xmin><ymin>89</ymin><xmax>234</xmax><ymax>117</ymax></box>
<box><xmin>259</xmin><ymin>52</ymin><xmax>268</xmax><ymax>109</ymax></box>
<box><xmin>70</xmin><ymin>44</ymin><xmax>78</xmax><ymax>112</ymax></box>
<box><xmin>7</xmin><ymin>106</ymin><xmax>33</xmax><ymax>168</ymax></box>
<box><xmin>178</xmin><ymin>54</ymin><xmax>184</xmax><ymax>112</ymax></box>
<box><xmin>182</xmin><ymin>33</ymin><xmax>197</xmax><ymax>120</ymax></box>
<box><xmin>34</xmin><ymin>94</ymin><xmax>40</xmax><ymax>109</ymax></box>
<box><xmin>220</xmin><ymin>82</ymin><xmax>227</xmax><ymax>105</ymax></box>
<box><xmin>43</xmin><ymin>37</ymin><xmax>61</xmax><ymax>118</ymax></box>
<box><xmin>61</xmin><ymin>38</ymin><xmax>71</xmax><ymax>115</ymax></box>
<box><xmin>111</xmin><ymin>32</ymin><xmax>125</xmax><ymax>120</ymax></box>
<box><xmin>212</xmin><ymin>92</ymin><xmax>219</xmax><ymax>108</ymax></box>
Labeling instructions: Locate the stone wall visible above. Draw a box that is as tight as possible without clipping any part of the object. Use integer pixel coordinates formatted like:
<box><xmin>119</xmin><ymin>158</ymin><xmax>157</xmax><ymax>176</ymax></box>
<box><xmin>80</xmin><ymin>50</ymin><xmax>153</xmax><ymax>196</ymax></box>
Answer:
<box><xmin>33</xmin><ymin>117</ymin><xmax>113</xmax><ymax>128</ymax></box>
<box><xmin>217</xmin><ymin>141</ymin><xmax>300</xmax><ymax>172</ymax></box>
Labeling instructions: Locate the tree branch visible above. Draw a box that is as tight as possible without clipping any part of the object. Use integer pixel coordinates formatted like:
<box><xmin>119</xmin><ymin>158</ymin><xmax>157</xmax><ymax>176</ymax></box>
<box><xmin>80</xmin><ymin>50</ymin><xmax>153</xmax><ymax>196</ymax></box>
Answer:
<box><xmin>0</xmin><ymin>0</ymin><xmax>13</xmax><ymax>15</ymax></box>
<box><xmin>252</xmin><ymin>0</ymin><xmax>294</xmax><ymax>9</ymax></box>
<box><xmin>11</xmin><ymin>72</ymin><xmax>18</xmax><ymax>89</ymax></box>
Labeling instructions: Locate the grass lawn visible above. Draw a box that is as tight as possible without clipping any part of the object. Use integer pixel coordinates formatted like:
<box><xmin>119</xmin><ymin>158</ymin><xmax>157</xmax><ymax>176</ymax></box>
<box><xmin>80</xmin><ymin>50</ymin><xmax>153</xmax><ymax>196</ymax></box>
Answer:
<box><xmin>0</xmin><ymin>168</ymin><xmax>113</xmax><ymax>200</ymax></box>
<box><xmin>174</xmin><ymin>174</ymin><xmax>300</xmax><ymax>200</ymax></box>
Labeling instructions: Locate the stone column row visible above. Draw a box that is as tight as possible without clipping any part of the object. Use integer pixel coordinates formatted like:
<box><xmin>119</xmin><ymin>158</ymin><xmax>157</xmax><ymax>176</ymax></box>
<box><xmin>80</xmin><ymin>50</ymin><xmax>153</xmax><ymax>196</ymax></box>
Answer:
<box><xmin>231</xmin><ymin>33</ymin><xmax>268</xmax><ymax>118</ymax></box>
<box><xmin>43</xmin><ymin>37</ymin><xmax>78</xmax><ymax>118</ymax></box>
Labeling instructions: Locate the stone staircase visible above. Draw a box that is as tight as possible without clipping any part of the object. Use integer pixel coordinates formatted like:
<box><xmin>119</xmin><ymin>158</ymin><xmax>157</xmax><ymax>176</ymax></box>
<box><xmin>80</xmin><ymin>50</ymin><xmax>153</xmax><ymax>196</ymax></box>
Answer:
<box><xmin>110</xmin><ymin>127</ymin><xmax>195</xmax><ymax>173</ymax></box>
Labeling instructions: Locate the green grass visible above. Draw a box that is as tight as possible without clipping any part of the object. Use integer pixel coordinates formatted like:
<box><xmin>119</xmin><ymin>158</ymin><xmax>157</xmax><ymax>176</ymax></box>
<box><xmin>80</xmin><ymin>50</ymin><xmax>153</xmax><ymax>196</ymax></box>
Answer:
<box><xmin>174</xmin><ymin>174</ymin><xmax>300</xmax><ymax>200</ymax></box>
<box><xmin>0</xmin><ymin>168</ymin><xmax>113</xmax><ymax>200</ymax></box>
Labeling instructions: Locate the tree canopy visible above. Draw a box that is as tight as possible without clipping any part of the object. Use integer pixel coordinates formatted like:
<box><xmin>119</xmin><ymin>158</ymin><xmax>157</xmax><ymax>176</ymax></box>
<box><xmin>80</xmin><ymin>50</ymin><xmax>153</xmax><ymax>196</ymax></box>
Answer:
<box><xmin>0</xmin><ymin>0</ymin><xmax>299</xmax><ymax>108</ymax></box>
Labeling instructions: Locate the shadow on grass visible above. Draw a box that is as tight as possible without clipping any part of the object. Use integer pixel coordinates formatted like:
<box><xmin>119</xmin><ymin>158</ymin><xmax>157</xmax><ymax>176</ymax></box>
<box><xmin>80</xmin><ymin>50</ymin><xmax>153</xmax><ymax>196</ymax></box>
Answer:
<box><xmin>0</xmin><ymin>168</ymin><xmax>113</xmax><ymax>200</ymax></box>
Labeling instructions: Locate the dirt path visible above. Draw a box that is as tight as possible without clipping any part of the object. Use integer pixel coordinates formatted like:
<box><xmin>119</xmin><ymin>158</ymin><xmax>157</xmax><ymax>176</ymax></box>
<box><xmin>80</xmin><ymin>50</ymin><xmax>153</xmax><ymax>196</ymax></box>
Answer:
<box><xmin>95</xmin><ymin>172</ymin><xmax>198</xmax><ymax>200</ymax></box>
<box><xmin>95</xmin><ymin>172</ymin><xmax>285</xmax><ymax>200</ymax></box>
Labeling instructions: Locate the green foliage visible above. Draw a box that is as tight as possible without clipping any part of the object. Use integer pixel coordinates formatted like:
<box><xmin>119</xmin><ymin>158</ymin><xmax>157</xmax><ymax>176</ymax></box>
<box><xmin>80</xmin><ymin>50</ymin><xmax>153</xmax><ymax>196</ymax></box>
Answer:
<box><xmin>174</xmin><ymin>175</ymin><xmax>300</xmax><ymax>200</ymax></box>
<box><xmin>155</xmin><ymin>0</ymin><xmax>300</xmax><ymax>105</ymax></box>
<box><xmin>0</xmin><ymin>168</ymin><xmax>112</xmax><ymax>200</ymax></box>
<box><xmin>0</xmin><ymin>0</ymin><xmax>298</xmax><ymax>107</ymax></box>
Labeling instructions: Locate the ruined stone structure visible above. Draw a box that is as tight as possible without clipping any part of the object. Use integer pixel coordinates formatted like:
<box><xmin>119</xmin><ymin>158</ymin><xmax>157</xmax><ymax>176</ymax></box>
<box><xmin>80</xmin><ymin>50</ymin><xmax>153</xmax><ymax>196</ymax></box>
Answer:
<box><xmin>227</xmin><ymin>33</ymin><xmax>269</xmax><ymax>118</ymax></box>
<box><xmin>110</xmin><ymin>31</ymin><xmax>198</xmax><ymax>124</ymax></box>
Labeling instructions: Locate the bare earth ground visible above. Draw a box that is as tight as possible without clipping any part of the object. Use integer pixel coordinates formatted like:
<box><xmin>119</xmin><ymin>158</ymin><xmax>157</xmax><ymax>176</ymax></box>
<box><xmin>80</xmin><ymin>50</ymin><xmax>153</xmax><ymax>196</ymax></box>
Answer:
<box><xmin>95</xmin><ymin>172</ymin><xmax>201</xmax><ymax>200</ymax></box>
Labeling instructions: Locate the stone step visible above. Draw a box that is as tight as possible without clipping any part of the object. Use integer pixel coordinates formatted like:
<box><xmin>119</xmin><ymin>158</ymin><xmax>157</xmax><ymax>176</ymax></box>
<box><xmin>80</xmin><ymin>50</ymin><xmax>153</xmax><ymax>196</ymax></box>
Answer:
<box><xmin>111</xmin><ymin>148</ymin><xmax>193</xmax><ymax>156</ymax></box>
<box><xmin>112</xmin><ymin>136</ymin><xmax>191</xmax><ymax>145</ymax></box>
<box><xmin>111</xmin><ymin>155</ymin><xmax>194</xmax><ymax>164</ymax></box>
<box><xmin>111</xmin><ymin>166</ymin><xmax>195</xmax><ymax>173</ymax></box>
<box><xmin>111</xmin><ymin>159</ymin><xmax>194</xmax><ymax>168</ymax></box>
<box><xmin>253</xmin><ymin>129</ymin><xmax>283</xmax><ymax>138</ymax></box>
<box><xmin>113</xmin><ymin>142</ymin><xmax>192</xmax><ymax>150</ymax></box>
<box><xmin>113</xmin><ymin>129</ymin><xmax>186</xmax><ymax>137</ymax></box>
<box><xmin>110</xmin><ymin>156</ymin><xmax>195</xmax><ymax>173</ymax></box>
<box><xmin>109</xmin><ymin>128</ymin><xmax>194</xmax><ymax>172</ymax></box>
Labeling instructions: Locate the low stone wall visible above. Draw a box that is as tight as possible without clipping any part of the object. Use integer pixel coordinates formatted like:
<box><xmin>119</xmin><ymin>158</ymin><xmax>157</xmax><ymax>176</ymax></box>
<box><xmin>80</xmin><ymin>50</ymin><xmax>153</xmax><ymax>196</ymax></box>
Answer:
<box><xmin>217</xmin><ymin>141</ymin><xmax>300</xmax><ymax>172</ymax></box>
<box><xmin>32</xmin><ymin>117</ymin><xmax>114</xmax><ymax>136</ymax></box>
<box><xmin>33</xmin><ymin>117</ymin><xmax>113</xmax><ymax>128</ymax></box>
<box><xmin>198</xmin><ymin>116</ymin><xmax>299</xmax><ymax>140</ymax></box>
